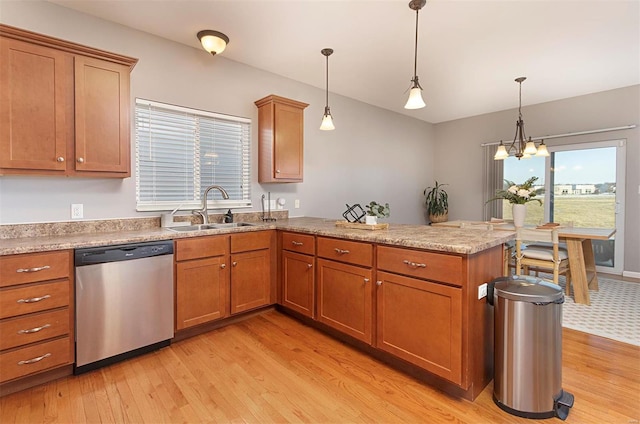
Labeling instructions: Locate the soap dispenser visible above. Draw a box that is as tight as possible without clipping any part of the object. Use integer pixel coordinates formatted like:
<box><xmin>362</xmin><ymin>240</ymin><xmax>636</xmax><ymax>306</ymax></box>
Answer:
<box><xmin>224</xmin><ymin>209</ymin><xmax>233</xmax><ymax>223</ymax></box>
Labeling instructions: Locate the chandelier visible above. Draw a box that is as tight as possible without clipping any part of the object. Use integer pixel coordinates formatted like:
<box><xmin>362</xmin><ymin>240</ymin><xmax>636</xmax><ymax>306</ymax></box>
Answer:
<box><xmin>494</xmin><ymin>77</ymin><xmax>549</xmax><ymax>160</ymax></box>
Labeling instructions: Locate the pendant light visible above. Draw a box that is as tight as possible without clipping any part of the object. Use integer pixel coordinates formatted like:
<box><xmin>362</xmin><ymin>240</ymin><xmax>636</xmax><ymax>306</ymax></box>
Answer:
<box><xmin>404</xmin><ymin>0</ymin><xmax>427</xmax><ymax>110</ymax></box>
<box><xmin>197</xmin><ymin>30</ymin><xmax>229</xmax><ymax>56</ymax></box>
<box><xmin>494</xmin><ymin>77</ymin><xmax>551</xmax><ymax>160</ymax></box>
<box><xmin>320</xmin><ymin>48</ymin><xmax>335</xmax><ymax>130</ymax></box>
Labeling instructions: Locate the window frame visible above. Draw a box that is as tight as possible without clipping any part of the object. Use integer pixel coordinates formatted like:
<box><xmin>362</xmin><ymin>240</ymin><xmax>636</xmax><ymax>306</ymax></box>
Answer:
<box><xmin>135</xmin><ymin>98</ymin><xmax>251</xmax><ymax>212</ymax></box>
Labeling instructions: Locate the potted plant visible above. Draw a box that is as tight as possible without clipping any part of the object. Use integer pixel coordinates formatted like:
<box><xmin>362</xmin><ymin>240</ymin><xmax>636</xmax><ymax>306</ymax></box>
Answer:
<box><xmin>486</xmin><ymin>176</ymin><xmax>543</xmax><ymax>227</ymax></box>
<box><xmin>424</xmin><ymin>181</ymin><xmax>448</xmax><ymax>223</ymax></box>
<box><xmin>364</xmin><ymin>201</ymin><xmax>390</xmax><ymax>225</ymax></box>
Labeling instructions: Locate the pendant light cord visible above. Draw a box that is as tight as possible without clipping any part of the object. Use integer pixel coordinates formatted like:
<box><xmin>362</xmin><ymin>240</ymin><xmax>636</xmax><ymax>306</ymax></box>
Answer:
<box><xmin>413</xmin><ymin>8</ymin><xmax>419</xmax><ymax>78</ymax></box>
<box><xmin>325</xmin><ymin>54</ymin><xmax>329</xmax><ymax>108</ymax></box>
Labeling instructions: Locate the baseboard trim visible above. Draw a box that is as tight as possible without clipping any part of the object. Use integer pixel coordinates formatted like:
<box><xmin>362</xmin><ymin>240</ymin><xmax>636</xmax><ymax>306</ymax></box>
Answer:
<box><xmin>622</xmin><ymin>270</ymin><xmax>640</xmax><ymax>280</ymax></box>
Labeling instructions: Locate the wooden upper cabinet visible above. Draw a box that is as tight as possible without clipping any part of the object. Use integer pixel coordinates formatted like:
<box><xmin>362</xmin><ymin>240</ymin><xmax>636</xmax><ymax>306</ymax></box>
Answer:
<box><xmin>74</xmin><ymin>56</ymin><xmax>131</xmax><ymax>174</ymax></box>
<box><xmin>0</xmin><ymin>24</ymin><xmax>137</xmax><ymax>178</ymax></box>
<box><xmin>0</xmin><ymin>38</ymin><xmax>71</xmax><ymax>172</ymax></box>
<box><xmin>255</xmin><ymin>95</ymin><xmax>308</xmax><ymax>183</ymax></box>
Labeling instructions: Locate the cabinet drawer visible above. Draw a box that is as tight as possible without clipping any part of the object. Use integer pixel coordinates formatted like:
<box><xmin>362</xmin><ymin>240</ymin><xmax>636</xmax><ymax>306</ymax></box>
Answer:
<box><xmin>0</xmin><ymin>308</ymin><xmax>70</xmax><ymax>350</ymax></box>
<box><xmin>0</xmin><ymin>251</ymin><xmax>70</xmax><ymax>288</ymax></box>
<box><xmin>175</xmin><ymin>236</ymin><xmax>228</xmax><ymax>261</ymax></box>
<box><xmin>317</xmin><ymin>237</ymin><xmax>372</xmax><ymax>267</ymax></box>
<box><xmin>282</xmin><ymin>232</ymin><xmax>315</xmax><ymax>255</ymax></box>
<box><xmin>0</xmin><ymin>336</ymin><xmax>71</xmax><ymax>383</ymax></box>
<box><xmin>0</xmin><ymin>281</ymin><xmax>70</xmax><ymax>319</ymax></box>
<box><xmin>231</xmin><ymin>231</ymin><xmax>273</xmax><ymax>253</ymax></box>
<box><xmin>377</xmin><ymin>246</ymin><xmax>463</xmax><ymax>286</ymax></box>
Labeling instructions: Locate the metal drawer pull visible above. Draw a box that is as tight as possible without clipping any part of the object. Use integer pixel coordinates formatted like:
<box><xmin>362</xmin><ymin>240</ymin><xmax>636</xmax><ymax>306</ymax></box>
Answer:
<box><xmin>232</xmin><ymin>261</ymin><xmax>237</xmax><ymax>267</ymax></box>
<box><xmin>334</xmin><ymin>248</ymin><xmax>350</xmax><ymax>254</ymax></box>
<box><xmin>17</xmin><ymin>294</ymin><xmax>51</xmax><ymax>304</ymax></box>
<box><xmin>376</xmin><ymin>281</ymin><xmax>382</xmax><ymax>286</ymax></box>
<box><xmin>403</xmin><ymin>260</ymin><xmax>426</xmax><ymax>268</ymax></box>
<box><xmin>16</xmin><ymin>265</ymin><xmax>51</xmax><ymax>273</ymax></box>
<box><xmin>220</xmin><ymin>264</ymin><xmax>226</xmax><ymax>269</ymax></box>
<box><xmin>17</xmin><ymin>324</ymin><xmax>51</xmax><ymax>335</ymax></box>
<box><xmin>364</xmin><ymin>278</ymin><xmax>370</xmax><ymax>283</ymax></box>
<box><xmin>18</xmin><ymin>352</ymin><xmax>51</xmax><ymax>365</ymax></box>
<box><xmin>292</xmin><ymin>241</ymin><xmax>304</xmax><ymax>246</ymax></box>
<box><xmin>307</xmin><ymin>263</ymin><xmax>313</xmax><ymax>268</ymax></box>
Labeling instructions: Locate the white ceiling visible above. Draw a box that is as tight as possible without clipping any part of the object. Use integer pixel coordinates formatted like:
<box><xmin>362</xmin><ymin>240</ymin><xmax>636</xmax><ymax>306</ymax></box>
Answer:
<box><xmin>48</xmin><ymin>0</ymin><xmax>639</xmax><ymax>124</ymax></box>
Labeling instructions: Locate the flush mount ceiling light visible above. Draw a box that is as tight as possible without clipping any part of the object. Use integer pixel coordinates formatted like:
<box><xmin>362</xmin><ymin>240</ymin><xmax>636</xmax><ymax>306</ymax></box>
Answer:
<box><xmin>494</xmin><ymin>77</ymin><xmax>550</xmax><ymax>160</ymax></box>
<box><xmin>320</xmin><ymin>48</ymin><xmax>335</xmax><ymax>131</ymax></box>
<box><xmin>197</xmin><ymin>30</ymin><xmax>229</xmax><ymax>56</ymax></box>
<box><xmin>404</xmin><ymin>0</ymin><xmax>427</xmax><ymax>110</ymax></box>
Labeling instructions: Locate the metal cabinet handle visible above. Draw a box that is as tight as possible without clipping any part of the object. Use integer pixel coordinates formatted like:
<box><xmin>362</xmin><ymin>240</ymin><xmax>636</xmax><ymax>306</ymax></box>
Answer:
<box><xmin>403</xmin><ymin>259</ymin><xmax>426</xmax><ymax>268</ymax></box>
<box><xmin>17</xmin><ymin>294</ymin><xmax>51</xmax><ymax>304</ymax></box>
<box><xmin>292</xmin><ymin>241</ymin><xmax>303</xmax><ymax>246</ymax></box>
<box><xmin>17</xmin><ymin>324</ymin><xmax>51</xmax><ymax>335</ymax></box>
<box><xmin>77</xmin><ymin>157</ymin><xmax>84</xmax><ymax>163</ymax></box>
<box><xmin>364</xmin><ymin>278</ymin><xmax>370</xmax><ymax>283</ymax></box>
<box><xmin>16</xmin><ymin>265</ymin><xmax>50</xmax><ymax>273</ymax></box>
<box><xmin>56</xmin><ymin>157</ymin><xmax>65</xmax><ymax>163</ymax></box>
<box><xmin>18</xmin><ymin>352</ymin><xmax>51</xmax><ymax>365</ymax></box>
<box><xmin>307</xmin><ymin>263</ymin><xmax>313</xmax><ymax>268</ymax></box>
<box><xmin>334</xmin><ymin>248</ymin><xmax>350</xmax><ymax>255</ymax></box>
<box><xmin>220</xmin><ymin>264</ymin><xmax>226</xmax><ymax>269</ymax></box>
<box><xmin>276</xmin><ymin>169</ymin><xmax>281</xmax><ymax>173</ymax></box>
<box><xmin>376</xmin><ymin>281</ymin><xmax>382</xmax><ymax>286</ymax></box>
<box><xmin>232</xmin><ymin>261</ymin><xmax>237</xmax><ymax>267</ymax></box>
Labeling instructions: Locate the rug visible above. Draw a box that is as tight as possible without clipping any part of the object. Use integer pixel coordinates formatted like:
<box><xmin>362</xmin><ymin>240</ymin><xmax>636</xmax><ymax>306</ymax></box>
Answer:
<box><xmin>535</xmin><ymin>274</ymin><xmax>640</xmax><ymax>346</ymax></box>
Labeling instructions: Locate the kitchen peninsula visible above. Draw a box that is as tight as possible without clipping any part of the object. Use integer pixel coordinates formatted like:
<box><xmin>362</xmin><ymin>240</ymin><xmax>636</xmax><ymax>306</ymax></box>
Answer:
<box><xmin>0</xmin><ymin>217</ymin><xmax>512</xmax><ymax>400</ymax></box>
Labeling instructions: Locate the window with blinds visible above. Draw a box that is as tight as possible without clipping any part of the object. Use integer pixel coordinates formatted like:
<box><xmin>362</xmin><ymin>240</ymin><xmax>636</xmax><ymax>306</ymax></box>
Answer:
<box><xmin>135</xmin><ymin>99</ymin><xmax>251</xmax><ymax>211</ymax></box>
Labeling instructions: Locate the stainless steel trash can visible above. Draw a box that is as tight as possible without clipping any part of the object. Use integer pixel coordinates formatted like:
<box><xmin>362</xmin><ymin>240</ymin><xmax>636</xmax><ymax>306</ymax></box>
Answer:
<box><xmin>489</xmin><ymin>275</ymin><xmax>574</xmax><ymax>420</ymax></box>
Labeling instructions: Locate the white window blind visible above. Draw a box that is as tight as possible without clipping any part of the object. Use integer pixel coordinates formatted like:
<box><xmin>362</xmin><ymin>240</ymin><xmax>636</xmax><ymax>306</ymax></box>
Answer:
<box><xmin>135</xmin><ymin>99</ymin><xmax>251</xmax><ymax>211</ymax></box>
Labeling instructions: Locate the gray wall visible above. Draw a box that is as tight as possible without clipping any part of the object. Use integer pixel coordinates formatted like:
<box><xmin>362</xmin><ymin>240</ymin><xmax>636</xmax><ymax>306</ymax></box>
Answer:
<box><xmin>0</xmin><ymin>1</ymin><xmax>434</xmax><ymax>226</ymax></box>
<box><xmin>434</xmin><ymin>85</ymin><xmax>639</xmax><ymax>274</ymax></box>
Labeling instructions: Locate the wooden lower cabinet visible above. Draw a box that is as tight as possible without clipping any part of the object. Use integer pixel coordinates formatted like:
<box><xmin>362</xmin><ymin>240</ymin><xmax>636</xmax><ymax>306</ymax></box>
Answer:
<box><xmin>230</xmin><ymin>248</ymin><xmax>271</xmax><ymax>315</ymax></box>
<box><xmin>376</xmin><ymin>270</ymin><xmax>463</xmax><ymax>385</ymax></box>
<box><xmin>317</xmin><ymin>258</ymin><xmax>373</xmax><ymax>344</ymax></box>
<box><xmin>281</xmin><ymin>250</ymin><xmax>315</xmax><ymax>318</ymax></box>
<box><xmin>175</xmin><ymin>255</ymin><xmax>228</xmax><ymax>330</ymax></box>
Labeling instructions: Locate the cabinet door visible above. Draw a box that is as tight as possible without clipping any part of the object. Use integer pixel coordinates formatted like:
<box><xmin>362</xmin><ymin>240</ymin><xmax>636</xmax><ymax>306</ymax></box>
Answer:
<box><xmin>317</xmin><ymin>258</ymin><xmax>372</xmax><ymax>344</ymax></box>
<box><xmin>175</xmin><ymin>256</ymin><xmax>228</xmax><ymax>330</ymax></box>
<box><xmin>0</xmin><ymin>37</ymin><xmax>71</xmax><ymax>173</ymax></box>
<box><xmin>282</xmin><ymin>250</ymin><xmax>315</xmax><ymax>318</ymax></box>
<box><xmin>273</xmin><ymin>101</ymin><xmax>304</xmax><ymax>181</ymax></box>
<box><xmin>230</xmin><ymin>249</ymin><xmax>271</xmax><ymax>314</ymax></box>
<box><xmin>74</xmin><ymin>56</ymin><xmax>130</xmax><ymax>175</ymax></box>
<box><xmin>376</xmin><ymin>271</ymin><xmax>463</xmax><ymax>385</ymax></box>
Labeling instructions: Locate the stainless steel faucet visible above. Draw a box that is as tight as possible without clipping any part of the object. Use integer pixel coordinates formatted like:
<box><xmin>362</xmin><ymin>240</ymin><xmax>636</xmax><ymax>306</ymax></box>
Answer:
<box><xmin>193</xmin><ymin>185</ymin><xmax>229</xmax><ymax>224</ymax></box>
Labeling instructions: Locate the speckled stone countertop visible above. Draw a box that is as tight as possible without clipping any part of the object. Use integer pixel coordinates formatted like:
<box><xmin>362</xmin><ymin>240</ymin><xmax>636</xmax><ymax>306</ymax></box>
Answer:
<box><xmin>0</xmin><ymin>216</ymin><xmax>514</xmax><ymax>256</ymax></box>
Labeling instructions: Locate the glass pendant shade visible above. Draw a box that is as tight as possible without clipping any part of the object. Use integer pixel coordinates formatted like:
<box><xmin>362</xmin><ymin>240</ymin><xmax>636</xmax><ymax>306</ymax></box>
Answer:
<box><xmin>320</xmin><ymin>110</ymin><xmax>335</xmax><ymax>131</ymax></box>
<box><xmin>523</xmin><ymin>138</ymin><xmax>538</xmax><ymax>155</ymax></box>
<box><xmin>197</xmin><ymin>30</ymin><xmax>229</xmax><ymax>55</ymax></box>
<box><xmin>405</xmin><ymin>86</ymin><xmax>426</xmax><ymax>109</ymax></box>
<box><xmin>535</xmin><ymin>140</ymin><xmax>550</xmax><ymax>157</ymax></box>
<box><xmin>494</xmin><ymin>143</ymin><xmax>509</xmax><ymax>160</ymax></box>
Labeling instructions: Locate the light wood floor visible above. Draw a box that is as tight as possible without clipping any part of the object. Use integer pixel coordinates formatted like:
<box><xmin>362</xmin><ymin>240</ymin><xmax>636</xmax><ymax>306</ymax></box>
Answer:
<box><xmin>1</xmin><ymin>310</ymin><xmax>638</xmax><ymax>423</ymax></box>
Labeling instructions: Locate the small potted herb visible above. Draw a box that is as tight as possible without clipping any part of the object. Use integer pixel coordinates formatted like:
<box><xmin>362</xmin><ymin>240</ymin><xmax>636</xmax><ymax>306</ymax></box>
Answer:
<box><xmin>424</xmin><ymin>181</ymin><xmax>448</xmax><ymax>223</ymax></box>
<box><xmin>364</xmin><ymin>201</ymin><xmax>390</xmax><ymax>225</ymax></box>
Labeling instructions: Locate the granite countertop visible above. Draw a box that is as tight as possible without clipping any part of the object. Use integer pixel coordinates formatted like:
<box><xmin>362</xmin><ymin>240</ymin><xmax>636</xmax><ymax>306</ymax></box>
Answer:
<box><xmin>0</xmin><ymin>216</ymin><xmax>514</xmax><ymax>256</ymax></box>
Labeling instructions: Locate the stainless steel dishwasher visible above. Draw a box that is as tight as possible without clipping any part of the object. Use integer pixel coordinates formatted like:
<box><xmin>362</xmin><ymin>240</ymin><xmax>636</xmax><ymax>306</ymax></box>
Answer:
<box><xmin>74</xmin><ymin>240</ymin><xmax>174</xmax><ymax>374</ymax></box>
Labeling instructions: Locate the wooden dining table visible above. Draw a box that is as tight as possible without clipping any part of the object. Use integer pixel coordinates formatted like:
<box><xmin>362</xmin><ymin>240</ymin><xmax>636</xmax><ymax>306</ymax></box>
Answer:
<box><xmin>432</xmin><ymin>220</ymin><xmax>616</xmax><ymax>305</ymax></box>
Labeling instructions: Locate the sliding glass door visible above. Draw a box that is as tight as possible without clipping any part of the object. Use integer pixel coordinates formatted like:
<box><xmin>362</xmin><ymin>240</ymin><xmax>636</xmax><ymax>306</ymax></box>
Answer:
<box><xmin>545</xmin><ymin>140</ymin><xmax>625</xmax><ymax>273</ymax></box>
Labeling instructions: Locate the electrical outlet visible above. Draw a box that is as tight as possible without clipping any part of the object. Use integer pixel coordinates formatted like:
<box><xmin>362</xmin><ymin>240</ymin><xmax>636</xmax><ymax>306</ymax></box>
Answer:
<box><xmin>477</xmin><ymin>283</ymin><xmax>488</xmax><ymax>300</ymax></box>
<box><xmin>71</xmin><ymin>204</ymin><xmax>83</xmax><ymax>219</ymax></box>
<box><xmin>269</xmin><ymin>199</ymin><xmax>276</xmax><ymax>209</ymax></box>
<box><xmin>294</xmin><ymin>199</ymin><xmax>300</xmax><ymax>209</ymax></box>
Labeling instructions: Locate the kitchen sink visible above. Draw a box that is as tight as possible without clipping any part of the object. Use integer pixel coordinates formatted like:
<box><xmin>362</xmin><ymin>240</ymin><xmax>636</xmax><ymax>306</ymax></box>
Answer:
<box><xmin>167</xmin><ymin>222</ymin><xmax>256</xmax><ymax>232</ymax></box>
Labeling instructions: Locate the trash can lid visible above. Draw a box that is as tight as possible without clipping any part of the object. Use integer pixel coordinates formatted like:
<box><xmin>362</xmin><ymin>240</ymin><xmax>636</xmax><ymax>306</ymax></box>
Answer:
<box><xmin>493</xmin><ymin>275</ymin><xmax>564</xmax><ymax>303</ymax></box>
